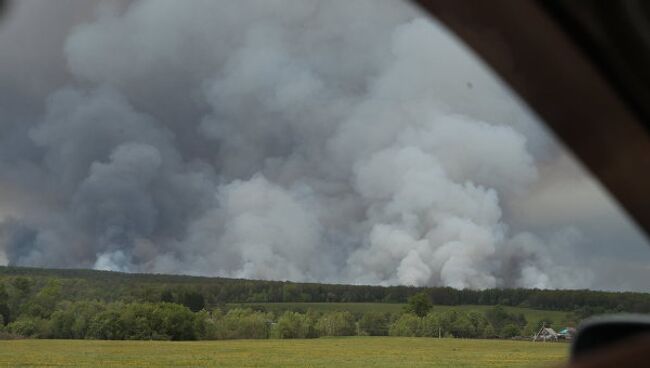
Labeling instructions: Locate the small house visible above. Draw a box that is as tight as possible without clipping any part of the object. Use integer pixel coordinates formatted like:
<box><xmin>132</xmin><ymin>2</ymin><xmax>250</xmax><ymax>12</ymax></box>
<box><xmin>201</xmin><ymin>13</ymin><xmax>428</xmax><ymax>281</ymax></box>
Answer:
<box><xmin>533</xmin><ymin>327</ymin><xmax>558</xmax><ymax>342</ymax></box>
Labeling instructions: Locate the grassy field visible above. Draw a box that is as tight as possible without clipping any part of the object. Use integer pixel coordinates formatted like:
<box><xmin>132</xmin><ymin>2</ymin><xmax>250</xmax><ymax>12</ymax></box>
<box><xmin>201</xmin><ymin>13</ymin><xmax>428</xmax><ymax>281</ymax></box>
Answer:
<box><xmin>0</xmin><ymin>337</ymin><xmax>568</xmax><ymax>368</ymax></box>
<box><xmin>228</xmin><ymin>303</ymin><xmax>572</xmax><ymax>329</ymax></box>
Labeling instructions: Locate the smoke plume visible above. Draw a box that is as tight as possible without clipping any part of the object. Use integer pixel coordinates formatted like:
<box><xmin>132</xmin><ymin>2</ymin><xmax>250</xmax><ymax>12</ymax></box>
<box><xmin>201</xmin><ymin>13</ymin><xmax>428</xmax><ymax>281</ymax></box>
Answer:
<box><xmin>0</xmin><ymin>0</ymin><xmax>647</xmax><ymax>290</ymax></box>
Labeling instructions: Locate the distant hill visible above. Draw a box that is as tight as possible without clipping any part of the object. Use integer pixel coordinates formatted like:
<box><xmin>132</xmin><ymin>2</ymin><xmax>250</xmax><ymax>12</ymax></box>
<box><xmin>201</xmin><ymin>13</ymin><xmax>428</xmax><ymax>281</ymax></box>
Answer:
<box><xmin>1</xmin><ymin>265</ymin><xmax>649</xmax><ymax>314</ymax></box>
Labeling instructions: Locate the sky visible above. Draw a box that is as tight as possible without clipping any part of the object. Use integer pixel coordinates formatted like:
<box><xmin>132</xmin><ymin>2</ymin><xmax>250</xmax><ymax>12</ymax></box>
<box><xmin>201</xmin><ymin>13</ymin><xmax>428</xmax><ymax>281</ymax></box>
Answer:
<box><xmin>0</xmin><ymin>0</ymin><xmax>648</xmax><ymax>292</ymax></box>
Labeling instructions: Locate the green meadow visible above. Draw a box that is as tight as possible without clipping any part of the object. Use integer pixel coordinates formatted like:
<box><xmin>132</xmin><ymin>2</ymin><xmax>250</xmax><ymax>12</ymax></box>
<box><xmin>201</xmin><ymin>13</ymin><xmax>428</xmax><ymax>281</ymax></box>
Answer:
<box><xmin>0</xmin><ymin>337</ymin><xmax>568</xmax><ymax>368</ymax></box>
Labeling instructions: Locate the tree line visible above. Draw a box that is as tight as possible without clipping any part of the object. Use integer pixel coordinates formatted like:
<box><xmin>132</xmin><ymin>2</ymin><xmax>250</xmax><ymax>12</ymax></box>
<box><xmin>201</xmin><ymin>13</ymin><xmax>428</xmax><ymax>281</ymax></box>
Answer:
<box><xmin>1</xmin><ymin>266</ymin><xmax>649</xmax><ymax>316</ymax></box>
<box><xmin>1</xmin><ymin>289</ymin><xmax>549</xmax><ymax>341</ymax></box>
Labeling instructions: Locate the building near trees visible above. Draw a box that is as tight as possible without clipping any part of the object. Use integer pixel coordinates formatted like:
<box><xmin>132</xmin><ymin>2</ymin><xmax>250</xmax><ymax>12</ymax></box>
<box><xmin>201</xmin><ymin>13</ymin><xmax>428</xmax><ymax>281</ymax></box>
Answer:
<box><xmin>533</xmin><ymin>327</ymin><xmax>559</xmax><ymax>342</ymax></box>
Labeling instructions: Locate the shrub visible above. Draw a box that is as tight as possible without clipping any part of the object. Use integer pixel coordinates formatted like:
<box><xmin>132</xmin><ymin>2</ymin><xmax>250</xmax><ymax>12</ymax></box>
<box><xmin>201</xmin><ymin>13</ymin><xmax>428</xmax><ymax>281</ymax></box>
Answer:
<box><xmin>359</xmin><ymin>312</ymin><xmax>389</xmax><ymax>336</ymax></box>
<box><xmin>449</xmin><ymin>313</ymin><xmax>477</xmax><ymax>338</ymax></box>
<box><xmin>154</xmin><ymin>302</ymin><xmax>199</xmax><ymax>340</ymax></box>
<box><xmin>501</xmin><ymin>323</ymin><xmax>521</xmax><ymax>338</ymax></box>
<box><xmin>271</xmin><ymin>311</ymin><xmax>315</xmax><ymax>338</ymax></box>
<box><xmin>213</xmin><ymin>308</ymin><xmax>270</xmax><ymax>339</ymax></box>
<box><xmin>388</xmin><ymin>313</ymin><xmax>421</xmax><ymax>337</ymax></box>
<box><xmin>49</xmin><ymin>301</ymin><xmax>106</xmax><ymax>339</ymax></box>
<box><xmin>7</xmin><ymin>317</ymin><xmax>48</xmax><ymax>337</ymax></box>
<box><xmin>315</xmin><ymin>311</ymin><xmax>355</xmax><ymax>336</ymax></box>
<box><xmin>420</xmin><ymin>313</ymin><xmax>441</xmax><ymax>337</ymax></box>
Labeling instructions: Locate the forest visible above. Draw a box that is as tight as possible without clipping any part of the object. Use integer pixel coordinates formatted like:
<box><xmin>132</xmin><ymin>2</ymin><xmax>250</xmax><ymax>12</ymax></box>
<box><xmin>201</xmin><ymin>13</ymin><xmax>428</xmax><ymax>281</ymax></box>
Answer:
<box><xmin>1</xmin><ymin>266</ymin><xmax>648</xmax><ymax>340</ymax></box>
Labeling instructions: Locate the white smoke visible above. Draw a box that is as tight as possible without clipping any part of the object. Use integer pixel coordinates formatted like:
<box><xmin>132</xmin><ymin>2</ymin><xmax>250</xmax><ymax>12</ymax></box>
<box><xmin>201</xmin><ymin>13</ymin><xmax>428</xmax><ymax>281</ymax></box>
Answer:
<box><xmin>2</xmin><ymin>0</ymin><xmax>636</xmax><ymax>289</ymax></box>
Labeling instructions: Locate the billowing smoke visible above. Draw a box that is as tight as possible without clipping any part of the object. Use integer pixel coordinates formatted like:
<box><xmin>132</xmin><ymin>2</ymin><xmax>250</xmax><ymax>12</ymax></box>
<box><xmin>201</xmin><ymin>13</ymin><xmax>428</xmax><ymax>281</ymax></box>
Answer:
<box><xmin>2</xmin><ymin>0</ymin><xmax>645</xmax><ymax>289</ymax></box>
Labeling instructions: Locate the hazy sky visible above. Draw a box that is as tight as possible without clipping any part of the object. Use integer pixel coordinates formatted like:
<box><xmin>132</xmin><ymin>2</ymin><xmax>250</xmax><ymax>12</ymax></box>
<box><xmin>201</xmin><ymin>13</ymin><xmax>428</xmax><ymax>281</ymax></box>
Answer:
<box><xmin>0</xmin><ymin>0</ymin><xmax>648</xmax><ymax>291</ymax></box>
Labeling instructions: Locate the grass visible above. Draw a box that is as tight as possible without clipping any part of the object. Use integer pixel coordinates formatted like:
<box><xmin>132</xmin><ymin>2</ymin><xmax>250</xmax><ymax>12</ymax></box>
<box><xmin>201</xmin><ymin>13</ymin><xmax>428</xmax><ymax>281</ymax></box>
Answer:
<box><xmin>228</xmin><ymin>303</ymin><xmax>572</xmax><ymax>329</ymax></box>
<box><xmin>0</xmin><ymin>337</ymin><xmax>568</xmax><ymax>368</ymax></box>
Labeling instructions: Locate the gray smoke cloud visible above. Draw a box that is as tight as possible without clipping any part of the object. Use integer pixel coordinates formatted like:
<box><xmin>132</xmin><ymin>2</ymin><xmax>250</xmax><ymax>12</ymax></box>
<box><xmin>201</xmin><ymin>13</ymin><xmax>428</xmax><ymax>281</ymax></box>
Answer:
<box><xmin>0</xmin><ymin>0</ymin><xmax>648</xmax><ymax>290</ymax></box>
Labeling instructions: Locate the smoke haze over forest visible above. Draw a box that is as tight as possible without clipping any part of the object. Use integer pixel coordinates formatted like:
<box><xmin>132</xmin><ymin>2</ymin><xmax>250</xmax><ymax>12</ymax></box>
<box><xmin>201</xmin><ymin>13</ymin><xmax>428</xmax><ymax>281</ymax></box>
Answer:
<box><xmin>0</xmin><ymin>0</ymin><xmax>648</xmax><ymax>291</ymax></box>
